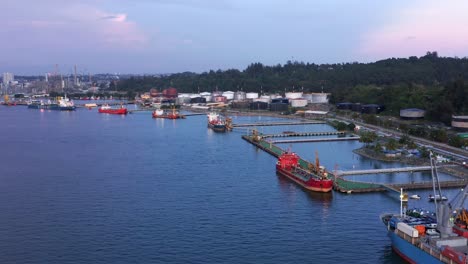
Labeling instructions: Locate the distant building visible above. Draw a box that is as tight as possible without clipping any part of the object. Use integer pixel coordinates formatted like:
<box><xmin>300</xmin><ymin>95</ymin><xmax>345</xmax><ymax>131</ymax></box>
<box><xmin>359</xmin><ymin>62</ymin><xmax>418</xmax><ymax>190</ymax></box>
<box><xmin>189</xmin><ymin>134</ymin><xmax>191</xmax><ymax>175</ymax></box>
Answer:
<box><xmin>2</xmin><ymin>72</ymin><xmax>14</xmax><ymax>86</ymax></box>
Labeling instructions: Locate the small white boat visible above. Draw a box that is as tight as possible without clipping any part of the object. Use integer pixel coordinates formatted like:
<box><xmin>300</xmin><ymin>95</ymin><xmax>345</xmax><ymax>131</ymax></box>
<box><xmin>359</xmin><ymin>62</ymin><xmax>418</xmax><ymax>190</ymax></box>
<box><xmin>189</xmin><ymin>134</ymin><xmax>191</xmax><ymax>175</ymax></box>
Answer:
<box><xmin>428</xmin><ymin>194</ymin><xmax>448</xmax><ymax>201</ymax></box>
<box><xmin>426</xmin><ymin>228</ymin><xmax>439</xmax><ymax>237</ymax></box>
<box><xmin>410</xmin><ymin>194</ymin><xmax>421</xmax><ymax>199</ymax></box>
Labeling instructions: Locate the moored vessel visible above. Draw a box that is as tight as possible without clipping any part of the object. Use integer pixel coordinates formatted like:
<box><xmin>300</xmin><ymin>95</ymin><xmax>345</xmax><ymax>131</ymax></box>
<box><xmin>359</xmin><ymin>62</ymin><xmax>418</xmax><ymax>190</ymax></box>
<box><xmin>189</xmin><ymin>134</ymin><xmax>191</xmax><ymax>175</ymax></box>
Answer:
<box><xmin>98</xmin><ymin>104</ymin><xmax>128</xmax><ymax>114</ymax></box>
<box><xmin>27</xmin><ymin>96</ymin><xmax>75</xmax><ymax>111</ymax></box>
<box><xmin>207</xmin><ymin>112</ymin><xmax>227</xmax><ymax>132</ymax></box>
<box><xmin>275</xmin><ymin>151</ymin><xmax>333</xmax><ymax>192</ymax></box>
<box><xmin>381</xmin><ymin>152</ymin><xmax>468</xmax><ymax>264</ymax></box>
<box><xmin>152</xmin><ymin>107</ymin><xmax>185</xmax><ymax>119</ymax></box>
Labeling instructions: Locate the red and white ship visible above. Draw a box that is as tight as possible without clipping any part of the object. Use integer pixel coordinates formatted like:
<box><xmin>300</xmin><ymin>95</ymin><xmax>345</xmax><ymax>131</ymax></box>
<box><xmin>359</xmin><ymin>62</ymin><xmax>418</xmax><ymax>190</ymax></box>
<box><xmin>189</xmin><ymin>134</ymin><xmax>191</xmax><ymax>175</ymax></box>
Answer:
<box><xmin>276</xmin><ymin>151</ymin><xmax>333</xmax><ymax>192</ymax></box>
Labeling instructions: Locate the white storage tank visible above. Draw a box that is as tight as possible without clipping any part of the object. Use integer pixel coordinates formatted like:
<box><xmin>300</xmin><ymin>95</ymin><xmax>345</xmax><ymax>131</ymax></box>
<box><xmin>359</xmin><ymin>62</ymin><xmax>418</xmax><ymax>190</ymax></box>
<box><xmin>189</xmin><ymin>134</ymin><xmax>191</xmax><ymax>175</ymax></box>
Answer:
<box><xmin>212</xmin><ymin>91</ymin><xmax>222</xmax><ymax>97</ymax></box>
<box><xmin>303</xmin><ymin>93</ymin><xmax>313</xmax><ymax>103</ymax></box>
<box><xmin>253</xmin><ymin>98</ymin><xmax>270</xmax><ymax>103</ymax></box>
<box><xmin>234</xmin><ymin>91</ymin><xmax>246</xmax><ymax>101</ymax></box>
<box><xmin>246</xmin><ymin>92</ymin><xmax>259</xmax><ymax>99</ymax></box>
<box><xmin>310</xmin><ymin>93</ymin><xmax>330</xmax><ymax>103</ymax></box>
<box><xmin>222</xmin><ymin>91</ymin><xmax>234</xmax><ymax>100</ymax></box>
<box><xmin>260</xmin><ymin>95</ymin><xmax>272</xmax><ymax>103</ymax></box>
<box><xmin>400</xmin><ymin>108</ymin><xmax>425</xmax><ymax>119</ymax></box>
<box><xmin>202</xmin><ymin>95</ymin><xmax>213</xmax><ymax>102</ymax></box>
<box><xmin>452</xmin><ymin>115</ymin><xmax>468</xmax><ymax>130</ymax></box>
<box><xmin>270</xmin><ymin>94</ymin><xmax>283</xmax><ymax>99</ymax></box>
<box><xmin>200</xmin><ymin>92</ymin><xmax>211</xmax><ymax>96</ymax></box>
<box><xmin>290</xmin><ymin>98</ymin><xmax>308</xmax><ymax>107</ymax></box>
<box><xmin>285</xmin><ymin>92</ymin><xmax>303</xmax><ymax>99</ymax></box>
<box><xmin>189</xmin><ymin>93</ymin><xmax>201</xmax><ymax>98</ymax></box>
<box><xmin>178</xmin><ymin>93</ymin><xmax>192</xmax><ymax>98</ymax></box>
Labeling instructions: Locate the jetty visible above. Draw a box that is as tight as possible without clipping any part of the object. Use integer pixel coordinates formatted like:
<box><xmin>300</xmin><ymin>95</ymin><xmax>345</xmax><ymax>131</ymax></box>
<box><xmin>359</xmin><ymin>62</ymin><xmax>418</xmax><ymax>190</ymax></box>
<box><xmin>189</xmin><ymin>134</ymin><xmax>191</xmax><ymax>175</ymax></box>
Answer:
<box><xmin>232</xmin><ymin>120</ymin><xmax>325</xmax><ymax>127</ymax></box>
<box><xmin>242</xmin><ymin>133</ymin><xmax>465</xmax><ymax>194</ymax></box>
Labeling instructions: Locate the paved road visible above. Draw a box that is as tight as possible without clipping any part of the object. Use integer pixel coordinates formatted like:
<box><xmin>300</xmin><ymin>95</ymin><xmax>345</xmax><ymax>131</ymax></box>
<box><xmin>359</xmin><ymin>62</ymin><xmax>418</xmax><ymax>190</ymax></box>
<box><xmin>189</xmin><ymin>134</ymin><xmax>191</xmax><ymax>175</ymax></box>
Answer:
<box><xmin>332</xmin><ymin>116</ymin><xmax>468</xmax><ymax>161</ymax></box>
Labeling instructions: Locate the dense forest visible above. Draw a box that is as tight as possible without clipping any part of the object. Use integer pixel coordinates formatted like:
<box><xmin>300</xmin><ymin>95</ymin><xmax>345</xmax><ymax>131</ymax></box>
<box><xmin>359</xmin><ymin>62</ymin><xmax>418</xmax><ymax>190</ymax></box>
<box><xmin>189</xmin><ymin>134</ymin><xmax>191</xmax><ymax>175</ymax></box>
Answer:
<box><xmin>117</xmin><ymin>52</ymin><xmax>468</xmax><ymax>123</ymax></box>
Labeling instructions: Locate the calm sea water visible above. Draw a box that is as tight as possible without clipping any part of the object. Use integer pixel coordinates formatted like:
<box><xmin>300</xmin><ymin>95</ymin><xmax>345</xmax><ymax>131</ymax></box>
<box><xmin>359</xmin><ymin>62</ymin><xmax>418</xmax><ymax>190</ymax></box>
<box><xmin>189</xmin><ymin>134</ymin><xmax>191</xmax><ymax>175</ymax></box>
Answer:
<box><xmin>0</xmin><ymin>106</ymin><xmax>457</xmax><ymax>263</ymax></box>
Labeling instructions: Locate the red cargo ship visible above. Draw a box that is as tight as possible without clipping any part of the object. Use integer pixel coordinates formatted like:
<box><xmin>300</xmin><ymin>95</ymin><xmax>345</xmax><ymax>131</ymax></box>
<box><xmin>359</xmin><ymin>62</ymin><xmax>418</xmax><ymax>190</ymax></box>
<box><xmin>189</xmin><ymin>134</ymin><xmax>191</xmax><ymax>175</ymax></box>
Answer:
<box><xmin>98</xmin><ymin>104</ymin><xmax>128</xmax><ymax>115</ymax></box>
<box><xmin>276</xmin><ymin>151</ymin><xmax>333</xmax><ymax>192</ymax></box>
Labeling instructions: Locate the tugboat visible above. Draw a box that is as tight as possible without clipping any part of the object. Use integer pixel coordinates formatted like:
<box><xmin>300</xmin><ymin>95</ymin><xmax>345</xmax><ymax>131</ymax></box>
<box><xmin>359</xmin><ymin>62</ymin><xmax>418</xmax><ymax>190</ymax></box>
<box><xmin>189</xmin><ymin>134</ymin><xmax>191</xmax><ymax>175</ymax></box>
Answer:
<box><xmin>152</xmin><ymin>107</ymin><xmax>185</xmax><ymax>119</ymax></box>
<box><xmin>207</xmin><ymin>112</ymin><xmax>227</xmax><ymax>132</ymax></box>
<box><xmin>98</xmin><ymin>104</ymin><xmax>128</xmax><ymax>114</ymax></box>
<box><xmin>276</xmin><ymin>150</ymin><xmax>333</xmax><ymax>192</ymax></box>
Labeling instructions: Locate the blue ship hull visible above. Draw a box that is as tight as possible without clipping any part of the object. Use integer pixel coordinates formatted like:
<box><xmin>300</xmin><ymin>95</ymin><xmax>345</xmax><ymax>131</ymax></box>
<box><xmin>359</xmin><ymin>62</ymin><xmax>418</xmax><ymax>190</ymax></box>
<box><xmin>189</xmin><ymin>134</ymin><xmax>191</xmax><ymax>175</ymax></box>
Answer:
<box><xmin>28</xmin><ymin>104</ymin><xmax>75</xmax><ymax>111</ymax></box>
<box><xmin>389</xmin><ymin>231</ymin><xmax>442</xmax><ymax>264</ymax></box>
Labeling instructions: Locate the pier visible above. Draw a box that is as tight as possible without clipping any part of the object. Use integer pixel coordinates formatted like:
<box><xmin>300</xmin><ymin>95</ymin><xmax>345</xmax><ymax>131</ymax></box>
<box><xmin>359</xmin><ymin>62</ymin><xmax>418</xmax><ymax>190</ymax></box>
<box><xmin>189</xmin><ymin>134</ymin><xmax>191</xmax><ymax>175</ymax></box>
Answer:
<box><xmin>232</xmin><ymin>120</ymin><xmax>325</xmax><ymax>127</ymax></box>
<box><xmin>242</xmin><ymin>134</ymin><xmax>465</xmax><ymax>194</ymax></box>
<box><xmin>270</xmin><ymin>137</ymin><xmax>360</xmax><ymax>144</ymax></box>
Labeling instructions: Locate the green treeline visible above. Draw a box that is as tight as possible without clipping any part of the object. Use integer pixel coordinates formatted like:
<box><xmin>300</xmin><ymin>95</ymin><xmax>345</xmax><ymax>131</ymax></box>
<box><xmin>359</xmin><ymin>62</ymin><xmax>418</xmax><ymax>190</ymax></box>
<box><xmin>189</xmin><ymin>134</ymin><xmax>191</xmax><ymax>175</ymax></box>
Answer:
<box><xmin>117</xmin><ymin>52</ymin><xmax>468</xmax><ymax>123</ymax></box>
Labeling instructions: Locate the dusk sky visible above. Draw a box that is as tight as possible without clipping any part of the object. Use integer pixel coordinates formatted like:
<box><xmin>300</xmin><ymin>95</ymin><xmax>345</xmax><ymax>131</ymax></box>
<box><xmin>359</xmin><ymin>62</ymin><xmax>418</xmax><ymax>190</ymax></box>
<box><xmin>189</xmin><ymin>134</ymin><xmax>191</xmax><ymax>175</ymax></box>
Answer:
<box><xmin>2</xmin><ymin>0</ymin><xmax>468</xmax><ymax>75</ymax></box>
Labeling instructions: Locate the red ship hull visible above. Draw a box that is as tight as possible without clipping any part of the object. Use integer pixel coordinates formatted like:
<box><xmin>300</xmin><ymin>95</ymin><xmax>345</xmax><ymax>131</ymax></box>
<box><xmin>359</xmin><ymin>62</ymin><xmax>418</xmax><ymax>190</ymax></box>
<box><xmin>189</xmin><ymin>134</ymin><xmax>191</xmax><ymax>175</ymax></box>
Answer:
<box><xmin>276</xmin><ymin>165</ymin><xmax>333</xmax><ymax>192</ymax></box>
<box><xmin>98</xmin><ymin>108</ymin><xmax>128</xmax><ymax>114</ymax></box>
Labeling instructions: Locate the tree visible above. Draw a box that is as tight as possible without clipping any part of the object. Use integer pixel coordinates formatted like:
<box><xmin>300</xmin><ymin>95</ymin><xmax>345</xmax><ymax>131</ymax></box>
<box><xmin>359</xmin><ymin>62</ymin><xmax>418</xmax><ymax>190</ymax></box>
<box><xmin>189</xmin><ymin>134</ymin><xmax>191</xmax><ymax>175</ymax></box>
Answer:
<box><xmin>385</xmin><ymin>138</ymin><xmax>398</xmax><ymax>151</ymax></box>
<box><xmin>359</xmin><ymin>131</ymin><xmax>378</xmax><ymax>146</ymax></box>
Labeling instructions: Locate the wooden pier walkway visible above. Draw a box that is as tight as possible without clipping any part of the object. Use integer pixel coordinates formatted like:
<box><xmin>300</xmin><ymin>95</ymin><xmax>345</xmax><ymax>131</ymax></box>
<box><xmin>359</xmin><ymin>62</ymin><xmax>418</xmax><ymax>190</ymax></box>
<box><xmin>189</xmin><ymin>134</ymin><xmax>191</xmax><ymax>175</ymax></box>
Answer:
<box><xmin>384</xmin><ymin>180</ymin><xmax>466</xmax><ymax>192</ymax></box>
<box><xmin>336</xmin><ymin>165</ymin><xmax>457</xmax><ymax>176</ymax></box>
<box><xmin>261</xmin><ymin>131</ymin><xmax>347</xmax><ymax>138</ymax></box>
<box><xmin>232</xmin><ymin>120</ymin><xmax>325</xmax><ymax>127</ymax></box>
<box><xmin>271</xmin><ymin>137</ymin><xmax>360</xmax><ymax>144</ymax></box>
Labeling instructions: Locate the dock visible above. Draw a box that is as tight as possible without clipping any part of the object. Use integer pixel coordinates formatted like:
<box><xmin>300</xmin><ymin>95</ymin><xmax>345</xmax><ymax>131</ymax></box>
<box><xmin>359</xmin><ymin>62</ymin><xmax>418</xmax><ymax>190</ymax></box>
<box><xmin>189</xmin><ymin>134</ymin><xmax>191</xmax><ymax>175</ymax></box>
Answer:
<box><xmin>232</xmin><ymin>120</ymin><xmax>325</xmax><ymax>127</ymax></box>
<box><xmin>242</xmin><ymin>134</ymin><xmax>465</xmax><ymax>194</ymax></box>
<box><xmin>270</xmin><ymin>137</ymin><xmax>360</xmax><ymax>144</ymax></box>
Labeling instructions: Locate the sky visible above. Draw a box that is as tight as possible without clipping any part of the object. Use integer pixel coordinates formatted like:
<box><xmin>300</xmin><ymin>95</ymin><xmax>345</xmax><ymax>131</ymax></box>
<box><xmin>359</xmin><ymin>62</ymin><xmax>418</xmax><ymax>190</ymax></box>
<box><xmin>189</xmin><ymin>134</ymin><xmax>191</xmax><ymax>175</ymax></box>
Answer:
<box><xmin>1</xmin><ymin>0</ymin><xmax>468</xmax><ymax>75</ymax></box>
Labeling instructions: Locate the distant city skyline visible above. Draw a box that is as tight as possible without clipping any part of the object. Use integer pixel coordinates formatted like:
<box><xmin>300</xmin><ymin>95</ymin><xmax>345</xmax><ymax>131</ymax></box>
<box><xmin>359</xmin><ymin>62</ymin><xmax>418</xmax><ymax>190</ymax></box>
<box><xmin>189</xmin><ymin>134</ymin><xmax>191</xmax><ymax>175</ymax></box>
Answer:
<box><xmin>2</xmin><ymin>0</ymin><xmax>468</xmax><ymax>75</ymax></box>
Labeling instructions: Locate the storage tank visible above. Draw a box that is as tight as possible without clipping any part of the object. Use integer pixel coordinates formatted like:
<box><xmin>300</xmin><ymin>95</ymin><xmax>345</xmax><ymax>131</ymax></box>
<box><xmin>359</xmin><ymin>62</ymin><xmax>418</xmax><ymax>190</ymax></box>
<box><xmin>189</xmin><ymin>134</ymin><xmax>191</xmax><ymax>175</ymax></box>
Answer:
<box><xmin>178</xmin><ymin>93</ymin><xmax>192</xmax><ymax>98</ymax></box>
<box><xmin>400</xmin><ymin>108</ymin><xmax>425</xmax><ymax>119</ymax></box>
<box><xmin>272</xmin><ymin>98</ymin><xmax>289</xmax><ymax>104</ymax></box>
<box><xmin>231</xmin><ymin>101</ymin><xmax>250</xmax><ymax>109</ymax></box>
<box><xmin>451</xmin><ymin>115</ymin><xmax>468</xmax><ymax>131</ymax></box>
<box><xmin>176</xmin><ymin>97</ymin><xmax>191</xmax><ymax>105</ymax></box>
<box><xmin>162</xmin><ymin>87</ymin><xmax>178</xmax><ymax>98</ymax></box>
<box><xmin>212</xmin><ymin>91</ymin><xmax>222</xmax><ymax>97</ymax></box>
<box><xmin>310</xmin><ymin>93</ymin><xmax>330</xmax><ymax>103</ymax></box>
<box><xmin>270</xmin><ymin>94</ymin><xmax>282</xmax><ymax>99</ymax></box>
<box><xmin>214</xmin><ymin>96</ymin><xmax>227</xmax><ymax>103</ymax></box>
<box><xmin>234</xmin><ymin>91</ymin><xmax>246</xmax><ymax>101</ymax></box>
<box><xmin>336</xmin><ymin>102</ymin><xmax>353</xmax><ymax>110</ymax></box>
<box><xmin>270</xmin><ymin>103</ymin><xmax>289</xmax><ymax>112</ymax></box>
<box><xmin>290</xmin><ymin>99</ymin><xmax>308</xmax><ymax>107</ymax></box>
<box><xmin>249</xmin><ymin>101</ymin><xmax>269</xmax><ymax>110</ymax></box>
<box><xmin>285</xmin><ymin>92</ymin><xmax>303</xmax><ymax>99</ymax></box>
<box><xmin>254</xmin><ymin>98</ymin><xmax>270</xmax><ymax>103</ymax></box>
<box><xmin>246</xmin><ymin>92</ymin><xmax>259</xmax><ymax>99</ymax></box>
<box><xmin>190</xmin><ymin>97</ymin><xmax>207</xmax><ymax>104</ymax></box>
<box><xmin>351</xmin><ymin>103</ymin><xmax>362</xmax><ymax>112</ymax></box>
<box><xmin>303</xmin><ymin>93</ymin><xmax>313</xmax><ymax>103</ymax></box>
<box><xmin>222</xmin><ymin>91</ymin><xmax>234</xmax><ymax>100</ymax></box>
<box><xmin>362</xmin><ymin>104</ymin><xmax>384</xmax><ymax>114</ymax></box>
<box><xmin>200</xmin><ymin>92</ymin><xmax>211</xmax><ymax>97</ymax></box>
<box><xmin>150</xmin><ymin>88</ymin><xmax>159</xmax><ymax>97</ymax></box>
<box><xmin>202</xmin><ymin>95</ymin><xmax>213</xmax><ymax>102</ymax></box>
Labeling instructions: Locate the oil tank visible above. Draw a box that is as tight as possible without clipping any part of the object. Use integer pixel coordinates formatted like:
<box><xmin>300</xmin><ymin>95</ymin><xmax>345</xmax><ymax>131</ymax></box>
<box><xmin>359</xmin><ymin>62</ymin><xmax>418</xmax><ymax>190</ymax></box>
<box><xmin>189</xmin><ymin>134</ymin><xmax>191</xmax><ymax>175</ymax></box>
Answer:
<box><xmin>202</xmin><ymin>95</ymin><xmax>213</xmax><ymax>102</ymax></box>
<box><xmin>253</xmin><ymin>98</ymin><xmax>270</xmax><ymax>103</ymax></box>
<box><xmin>234</xmin><ymin>91</ymin><xmax>246</xmax><ymax>101</ymax></box>
<box><xmin>214</xmin><ymin>96</ymin><xmax>227</xmax><ymax>103</ymax></box>
<box><xmin>231</xmin><ymin>100</ymin><xmax>250</xmax><ymax>109</ymax></box>
<box><xmin>271</xmin><ymin>98</ymin><xmax>289</xmax><ymax>104</ymax></box>
<box><xmin>310</xmin><ymin>93</ymin><xmax>330</xmax><ymax>103</ymax></box>
<box><xmin>285</xmin><ymin>92</ymin><xmax>303</xmax><ymax>99</ymax></box>
<box><xmin>176</xmin><ymin>97</ymin><xmax>191</xmax><ymax>105</ymax></box>
<box><xmin>162</xmin><ymin>87</ymin><xmax>178</xmax><ymax>98</ymax></box>
<box><xmin>290</xmin><ymin>99</ymin><xmax>308</xmax><ymax>107</ymax></box>
<box><xmin>270</xmin><ymin>103</ymin><xmax>289</xmax><ymax>112</ymax></box>
<box><xmin>246</xmin><ymin>92</ymin><xmax>259</xmax><ymax>99</ymax></box>
<box><xmin>190</xmin><ymin>97</ymin><xmax>207</xmax><ymax>104</ymax></box>
<box><xmin>212</xmin><ymin>91</ymin><xmax>222</xmax><ymax>97</ymax></box>
<box><xmin>400</xmin><ymin>108</ymin><xmax>425</xmax><ymax>119</ymax></box>
<box><xmin>222</xmin><ymin>91</ymin><xmax>234</xmax><ymax>100</ymax></box>
<box><xmin>249</xmin><ymin>101</ymin><xmax>268</xmax><ymax>110</ymax></box>
<box><xmin>452</xmin><ymin>115</ymin><xmax>468</xmax><ymax>131</ymax></box>
<box><xmin>336</xmin><ymin>102</ymin><xmax>353</xmax><ymax>110</ymax></box>
<box><xmin>150</xmin><ymin>88</ymin><xmax>159</xmax><ymax>97</ymax></box>
<box><xmin>351</xmin><ymin>103</ymin><xmax>362</xmax><ymax>112</ymax></box>
<box><xmin>362</xmin><ymin>104</ymin><xmax>384</xmax><ymax>114</ymax></box>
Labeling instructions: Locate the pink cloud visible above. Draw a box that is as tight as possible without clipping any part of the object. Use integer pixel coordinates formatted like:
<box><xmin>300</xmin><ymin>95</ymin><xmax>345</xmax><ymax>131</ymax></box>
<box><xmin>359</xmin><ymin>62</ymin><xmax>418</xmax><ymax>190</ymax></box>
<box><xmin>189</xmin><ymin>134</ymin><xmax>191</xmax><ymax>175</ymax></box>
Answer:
<box><xmin>357</xmin><ymin>0</ymin><xmax>468</xmax><ymax>59</ymax></box>
<box><xmin>0</xmin><ymin>1</ymin><xmax>148</xmax><ymax>53</ymax></box>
